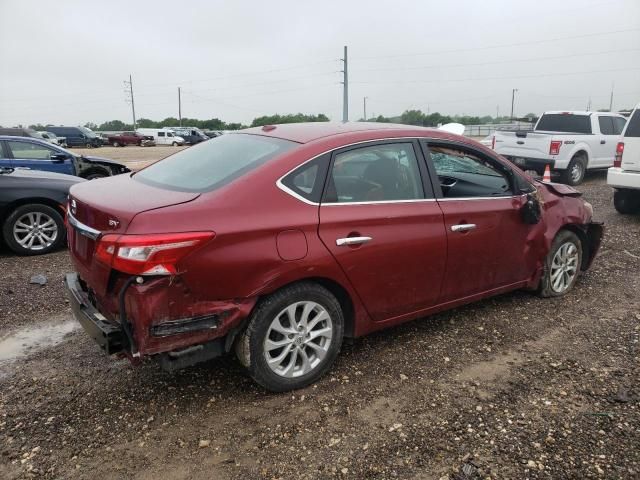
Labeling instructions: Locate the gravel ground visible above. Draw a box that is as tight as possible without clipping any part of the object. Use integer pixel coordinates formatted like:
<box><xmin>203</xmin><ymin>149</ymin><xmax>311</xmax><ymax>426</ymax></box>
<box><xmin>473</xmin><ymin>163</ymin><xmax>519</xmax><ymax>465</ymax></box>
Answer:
<box><xmin>1</xmin><ymin>171</ymin><xmax>639</xmax><ymax>479</ymax></box>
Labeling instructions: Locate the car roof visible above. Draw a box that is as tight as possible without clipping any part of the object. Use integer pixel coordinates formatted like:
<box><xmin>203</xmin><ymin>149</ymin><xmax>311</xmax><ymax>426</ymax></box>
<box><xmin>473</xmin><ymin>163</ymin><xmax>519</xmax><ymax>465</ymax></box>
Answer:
<box><xmin>240</xmin><ymin>122</ymin><xmax>452</xmax><ymax>144</ymax></box>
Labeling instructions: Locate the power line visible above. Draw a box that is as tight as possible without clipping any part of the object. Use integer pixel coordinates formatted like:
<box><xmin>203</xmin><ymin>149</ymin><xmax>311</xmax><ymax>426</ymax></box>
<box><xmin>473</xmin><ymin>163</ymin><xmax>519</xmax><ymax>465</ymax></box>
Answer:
<box><xmin>354</xmin><ymin>27</ymin><xmax>640</xmax><ymax>60</ymax></box>
<box><xmin>351</xmin><ymin>48</ymin><xmax>640</xmax><ymax>74</ymax></box>
<box><xmin>351</xmin><ymin>66</ymin><xmax>640</xmax><ymax>86</ymax></box>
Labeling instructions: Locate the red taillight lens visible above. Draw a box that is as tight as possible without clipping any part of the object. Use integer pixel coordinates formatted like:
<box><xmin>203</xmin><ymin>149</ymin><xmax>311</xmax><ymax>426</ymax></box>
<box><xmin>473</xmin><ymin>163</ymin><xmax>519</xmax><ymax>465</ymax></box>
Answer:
<box><xmin>614</xmin><ymin>142</ymin><xmax>624</xmax><ymax>168</ymax></box>
<box><xmin>549</xmin><ymin>140</ymin><xmax>562</xmax><ymax>156</ymax></box>
<box><xmin>491</xmin><ymin>135</ymin><xmax>496</xmax><ymax>150</ymax></box>
<box><xmin>95</xmin><ymin>232</ymin><xmax>215</xmax><ymax>275</ymax></box>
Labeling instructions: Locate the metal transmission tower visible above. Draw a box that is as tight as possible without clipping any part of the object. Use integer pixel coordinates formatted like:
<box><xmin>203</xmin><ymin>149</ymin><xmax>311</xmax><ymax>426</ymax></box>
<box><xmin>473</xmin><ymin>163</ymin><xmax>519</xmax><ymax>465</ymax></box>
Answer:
<box><xmin>124</xmin><ymin>74</ymin><xmax>137</xmax><ymax>130</ymax></box>
<box><xmin>341</xmin><ymin>46</ymin><xmax>348</xmax><ymax>123</ymax></box>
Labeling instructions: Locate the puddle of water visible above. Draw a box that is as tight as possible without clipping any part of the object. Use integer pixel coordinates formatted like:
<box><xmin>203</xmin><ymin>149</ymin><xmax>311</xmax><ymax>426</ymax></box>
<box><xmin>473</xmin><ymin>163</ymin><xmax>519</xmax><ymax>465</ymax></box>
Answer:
<box><xmin>0</xmin><ymin>319</ymin><xmax>78</xmax><ymax>363</ymax></box>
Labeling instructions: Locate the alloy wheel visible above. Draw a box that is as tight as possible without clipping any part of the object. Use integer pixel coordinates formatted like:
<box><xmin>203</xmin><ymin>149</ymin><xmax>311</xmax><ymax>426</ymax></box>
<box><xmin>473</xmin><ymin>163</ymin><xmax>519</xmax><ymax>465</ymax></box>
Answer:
<box><xmin>13</xmin><ymin>212</ymin><xmax>58</xmax><ymax>251</ymax></box>
<box><xmin>550</xmin><ymin>241</ymin><xmax>579</xmax><ymax>293</ymax></box>
<box><xmin>263</xmin><ymin>301</ymin><xmax>333</xmax><ymax>378</ymax></box>
<box><xmin>570</xmin><ymin>162</ymin><xmax>583</xmax><ymax>184</ymax></box>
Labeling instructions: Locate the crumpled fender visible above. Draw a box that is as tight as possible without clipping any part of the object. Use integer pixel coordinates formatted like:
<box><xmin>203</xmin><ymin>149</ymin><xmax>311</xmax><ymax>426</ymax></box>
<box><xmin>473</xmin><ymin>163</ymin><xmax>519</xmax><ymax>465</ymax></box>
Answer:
<box><xmin>523</xmin><ymin>181</ymin><xmax>602</xmax><ymax>289</ymax></box>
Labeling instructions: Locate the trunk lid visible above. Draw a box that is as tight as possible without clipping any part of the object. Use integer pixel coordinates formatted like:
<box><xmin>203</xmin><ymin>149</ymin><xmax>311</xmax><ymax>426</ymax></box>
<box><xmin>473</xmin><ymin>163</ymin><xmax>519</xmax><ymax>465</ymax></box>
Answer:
<box><xmin>67</xmin><ymin>173</ymin><xmax>199</xmax><ymax>295</ymax></box>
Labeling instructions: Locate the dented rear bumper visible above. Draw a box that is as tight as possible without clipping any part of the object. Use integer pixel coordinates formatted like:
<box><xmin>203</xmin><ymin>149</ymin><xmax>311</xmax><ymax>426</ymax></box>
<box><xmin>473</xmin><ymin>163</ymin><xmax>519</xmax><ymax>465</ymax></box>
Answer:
<box><xmin>64</xmin><ymin>272</ymin><xmax>258</xmax><ymax>366</ymax></box>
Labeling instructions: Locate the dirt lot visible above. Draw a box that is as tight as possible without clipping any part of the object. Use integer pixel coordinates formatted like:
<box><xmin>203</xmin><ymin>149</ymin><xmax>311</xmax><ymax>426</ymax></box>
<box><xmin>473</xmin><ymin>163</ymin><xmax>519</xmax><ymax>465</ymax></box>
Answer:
<box><xmin>1</xmin><ymin>164</ymin><xmax>639</xmax><ymax>479</ymax></box>
<box><xmin>73</xmin><ymin>145</ymin><xmax>188</xmax><ymax>171</ymax></box>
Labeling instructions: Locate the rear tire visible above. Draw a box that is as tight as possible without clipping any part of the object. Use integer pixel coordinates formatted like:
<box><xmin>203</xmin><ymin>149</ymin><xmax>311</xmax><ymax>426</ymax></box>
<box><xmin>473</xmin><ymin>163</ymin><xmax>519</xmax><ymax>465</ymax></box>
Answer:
<box><xmin>560</xmin><ymin>154</ymin><xmax>586</xmax><ymax>186</ymax></box>
<box><xmin>2</xmin><ymin>204</ymin><xmax>65</xmax><ymax>256</ymax></box>
<box><xmin>539</xmin><ymin>230</ymin><xmax>583</xmax><ymax>297</ymax></box>
<box><xmin>112</xmin><ymin>141</ymin><xmax>120</xmax><ymax>147</ymax></box>
<box><xmin>236</xmin><ymin>282</ymin><xmax>344</xmax><ymax>392</ymax></box>
<box><xmin>613</xmin><ymin>189</ymin><xmax>640</xmax><ymax>214</ymax></box>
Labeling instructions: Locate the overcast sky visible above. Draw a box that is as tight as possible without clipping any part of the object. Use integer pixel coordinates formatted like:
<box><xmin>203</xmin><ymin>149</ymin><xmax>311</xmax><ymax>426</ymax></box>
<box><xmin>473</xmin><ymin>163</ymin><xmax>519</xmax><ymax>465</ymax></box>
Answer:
<box><xmin>1</xmin><ymin>0</ymin><xmax>639</xmax><ymax>127</ymax></box>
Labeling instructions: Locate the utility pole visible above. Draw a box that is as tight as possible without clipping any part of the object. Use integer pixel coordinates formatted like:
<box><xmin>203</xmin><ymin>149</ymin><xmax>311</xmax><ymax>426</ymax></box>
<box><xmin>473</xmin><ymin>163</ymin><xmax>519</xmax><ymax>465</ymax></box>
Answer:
<box><xmin>178</xmin><ymin>87</ymin><xmax>182</xmax><ymax>126</ymax></box>
<box><xmin>510</xmin><ymin>89</ymin><xmax>518</xmax><ymax>121</ymax></box>
<box><xmin>587</xmin><ymin>97</ymin><xmax>592</xmax><ymax>111</ymax></box>
<box><xmin>341</xmin><ymin>46</ymin><xmax>349</xmax><ymax>123</ymax></box>
<box><xmin>363</xmin><ymin>96</ymin><xmax>368</xmax><ymax>121</ymax></box>
<box><xmin>124</xmin><ymin>74</ymin><xmax>137</xmax><ymax>130</ymax></box>
<box><xmin>496</xmin><ymin>105</ymin><xmax>499</xmax><ymax>121</ymax></box>
<box><xmin>609</xmin><ymin>82</ymin><xmax>614</xmax><ymax>112</ymax></box>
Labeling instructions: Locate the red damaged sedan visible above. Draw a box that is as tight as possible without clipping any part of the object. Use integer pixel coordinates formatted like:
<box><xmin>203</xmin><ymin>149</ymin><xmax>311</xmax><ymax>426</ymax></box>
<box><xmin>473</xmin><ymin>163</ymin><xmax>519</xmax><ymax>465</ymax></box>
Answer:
<box><xmin>65</xmin><ymin>123</ymin><xmax>602</xmax><ymax>391</ymax></box>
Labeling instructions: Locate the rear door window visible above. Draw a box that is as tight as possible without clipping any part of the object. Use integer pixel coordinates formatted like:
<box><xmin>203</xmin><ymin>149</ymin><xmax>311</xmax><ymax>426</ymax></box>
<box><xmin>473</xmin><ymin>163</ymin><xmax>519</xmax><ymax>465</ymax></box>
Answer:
<box><xmin>323</xmin><ymin>143</ymin><xmax>425</xmax><ymax>203</ymax></box>
<box><xmin>613</xmin><ymin>117</ymin><xmax>627</xmax><ymax>135</ymax></box>
<box><xmin>536</xmin><ymin>114</ymin><xmax>592</xmax><ymax>134</ymax></box>
<box><xmin>598</xmin><ymin>116</ymin><xmax>615</xmax><ymax>135</ymax></box>
<box><xmin>135</xmin><ymin>133</ymin><xmax>297</xmax><ymax>192</ymax></box>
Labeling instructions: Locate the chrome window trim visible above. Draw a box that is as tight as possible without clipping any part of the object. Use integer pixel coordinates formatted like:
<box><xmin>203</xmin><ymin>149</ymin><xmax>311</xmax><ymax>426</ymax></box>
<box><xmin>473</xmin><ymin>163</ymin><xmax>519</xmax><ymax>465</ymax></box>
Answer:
<box><xmin>67</xmin><ymin>209</ymin><xmax>101</xmax><ymax>239</ymax></box>
<box><xmin>437</xmin><ymin>194</ymin><xmax>526</xmax><ymax>202</ymax></box>
<box><xmin>275</xmin><ymin>137</ymin><xmax>429</xmax><ymax>207</ymax></box>
<box><xmin>275</xmin><ymin>137</ymin><xmax>526</xmax><ymax>206</ymax></box>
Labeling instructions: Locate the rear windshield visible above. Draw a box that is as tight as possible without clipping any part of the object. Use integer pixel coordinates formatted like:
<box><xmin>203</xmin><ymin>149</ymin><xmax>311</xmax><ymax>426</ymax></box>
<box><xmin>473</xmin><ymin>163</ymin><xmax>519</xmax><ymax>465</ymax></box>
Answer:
<box><xmin>535</xmin><ymin>114</ymin><xmax>592</xmax><ymax>134</ymax></box>
<box><xmin>625</xmin><ymin>110</ymin><xmax>640</xmax><ymax>138</ymax></box>
<box><xmin>134</xmin><ymin>133</ymin><xmax>297</xmax><ymax>192</ymax></box>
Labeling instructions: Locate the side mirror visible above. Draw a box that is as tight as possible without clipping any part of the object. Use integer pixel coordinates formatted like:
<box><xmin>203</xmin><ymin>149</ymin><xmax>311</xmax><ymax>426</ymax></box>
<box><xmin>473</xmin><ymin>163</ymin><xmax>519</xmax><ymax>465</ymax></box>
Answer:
<box><xmin>521</xmin><ymin>193</ymin><xmax>541</xmax><ymax>224</ymax></box>
<box><xmin>50</xmin><ymin>153</ymin><xmax>69</xmax><ymax>162</ymax></box>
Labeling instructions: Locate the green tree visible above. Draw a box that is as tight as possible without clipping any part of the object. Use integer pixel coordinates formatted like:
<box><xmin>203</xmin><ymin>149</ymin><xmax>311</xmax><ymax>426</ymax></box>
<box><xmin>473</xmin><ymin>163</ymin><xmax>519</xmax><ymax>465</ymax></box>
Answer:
<box><xmin>136</xmin><ymin>118</ymin><xmax>157</xmax><ymax>128</ymax></box>
<box><xmin>84</xmin><ymin>122</ymin><xmax>98</xmax><ymax>130</ymax></box>
<box><xmin>400</xmin><ymin>109</ymin><xmax>425</xmax><ymax>126</ymax></box>
<box><xmin>98</xmin><ymin>120</ymin><xmax>131</xmax><ymax>131</ymax></box>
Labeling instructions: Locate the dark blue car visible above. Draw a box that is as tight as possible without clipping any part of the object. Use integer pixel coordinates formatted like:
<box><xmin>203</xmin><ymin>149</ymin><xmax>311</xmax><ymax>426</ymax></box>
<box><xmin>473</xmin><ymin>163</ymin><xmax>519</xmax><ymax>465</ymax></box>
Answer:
<box><xmin>0</xmin><ymin>136</ymin><xmax>130</xmax><ymax>179</ymax></box>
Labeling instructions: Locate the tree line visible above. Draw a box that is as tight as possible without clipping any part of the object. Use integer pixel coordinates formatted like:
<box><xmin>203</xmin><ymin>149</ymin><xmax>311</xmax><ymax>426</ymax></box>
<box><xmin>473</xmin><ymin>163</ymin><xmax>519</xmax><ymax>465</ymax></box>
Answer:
<box><xmin>25</xmin><ymin>110</ymin><xmax>538</xmax><ymax>132</ymax></box>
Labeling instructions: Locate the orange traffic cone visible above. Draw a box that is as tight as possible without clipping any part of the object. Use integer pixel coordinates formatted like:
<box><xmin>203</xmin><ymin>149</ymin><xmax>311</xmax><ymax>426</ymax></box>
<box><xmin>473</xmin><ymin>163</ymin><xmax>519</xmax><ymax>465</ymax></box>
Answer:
<box><xmin>542</xmin><ymin>164</ymin><xmax>551</xmax><ymax>182</ymax></box>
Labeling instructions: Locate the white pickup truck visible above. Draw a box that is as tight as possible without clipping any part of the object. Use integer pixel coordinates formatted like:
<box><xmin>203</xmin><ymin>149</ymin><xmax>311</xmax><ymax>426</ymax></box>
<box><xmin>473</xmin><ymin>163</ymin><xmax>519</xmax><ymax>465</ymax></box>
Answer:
<box><xmin>494</xmin><ymin>111</ymin><xmax>627</xmax><ymax>185</ymax></box>
<box><xmin>607</xmin><ymin>103</ymin><xmax>640</xmax><ymax>214</ymax></box>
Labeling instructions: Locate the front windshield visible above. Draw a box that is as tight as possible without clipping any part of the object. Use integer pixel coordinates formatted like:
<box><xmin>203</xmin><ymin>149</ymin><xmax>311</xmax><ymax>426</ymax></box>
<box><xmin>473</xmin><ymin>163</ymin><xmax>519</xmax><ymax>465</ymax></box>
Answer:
<box><xmin>79</xmin><ymin>127</ymin><xmax>97</xmax><ymax>138</ymax></box>
<box><xmin>135</xmin><ymin>133</ymin><xmax>297</xmax><ymax>193</ymax></box>
<box><xmin>46</xmin><ymin>132</ymin><xmax>58</xmax><ymax>138</ymax></box>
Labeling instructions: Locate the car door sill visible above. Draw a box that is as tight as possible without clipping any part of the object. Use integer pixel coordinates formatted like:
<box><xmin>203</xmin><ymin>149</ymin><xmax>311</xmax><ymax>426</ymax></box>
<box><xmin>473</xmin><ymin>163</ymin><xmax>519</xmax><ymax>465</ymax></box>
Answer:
<box><xmin>362</xmin><ymin>280</ymin><xmax>529</xmax><ymax>334</ymax></box>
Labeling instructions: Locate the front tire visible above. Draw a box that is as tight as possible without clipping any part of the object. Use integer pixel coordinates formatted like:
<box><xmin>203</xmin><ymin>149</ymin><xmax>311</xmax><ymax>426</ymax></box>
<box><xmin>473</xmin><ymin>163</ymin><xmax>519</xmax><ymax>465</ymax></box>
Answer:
<box><xmin>613</xmin><ymin>189</ymin><xmax>640</xmax><ymax>214</ymax></box>
<box><xmin>236</xmin><ymin>282</ymin><xmax>344</xmax><ymax>392</ymax></box>
<box><xmin>539</xmin><ymin>230</ymin><xmax>583</xmax><ymax>297</ymax></box>
<box><xmin>560</xmin><ymin>154</ymin><xmax>586</xmax><ymax>186</ymax></box>
<box><xmin>172</xmin><ymin>141</ymin><xmax>179</xmax><ymax>147</ymax></box>
<box><xmin>2</xmin><ymin>204</ymin><xmax>65</xmax><ymax>255</ymax></box>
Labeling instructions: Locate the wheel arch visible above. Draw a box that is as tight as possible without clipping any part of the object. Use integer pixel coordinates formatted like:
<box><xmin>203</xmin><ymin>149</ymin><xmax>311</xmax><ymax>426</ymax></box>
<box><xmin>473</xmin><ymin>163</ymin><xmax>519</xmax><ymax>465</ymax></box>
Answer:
<box><xmin>1</xmin><ymin>197</ymin><xmax>65</xmax><ymax>225</ymax></box>
<box><xmin>557</xmin><ymin>224</ymin><xmax>591</xmax><ymax>271</ymax></box>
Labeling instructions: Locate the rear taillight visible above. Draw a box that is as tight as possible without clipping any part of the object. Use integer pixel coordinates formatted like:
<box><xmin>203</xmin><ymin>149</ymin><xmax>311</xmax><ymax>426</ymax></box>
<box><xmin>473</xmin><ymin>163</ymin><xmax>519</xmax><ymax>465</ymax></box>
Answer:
<box><xmin>95</xmin><ymin>232</ymin><xmax>215</xmax><ymax>276</ymax></box>
<box><xmin>614</xmin><ymin>142</ymin><xmax>624</xmax><ymax>168</ymax></box>
<box><xmin>549</xmin><ymin>140</ymin><xmax>562</xmax><ymax>156</ymax></box>
<box><xmin>491</xmin><ymin>135</ymin><xmax>496</xmax><ymax>149</ymax></box>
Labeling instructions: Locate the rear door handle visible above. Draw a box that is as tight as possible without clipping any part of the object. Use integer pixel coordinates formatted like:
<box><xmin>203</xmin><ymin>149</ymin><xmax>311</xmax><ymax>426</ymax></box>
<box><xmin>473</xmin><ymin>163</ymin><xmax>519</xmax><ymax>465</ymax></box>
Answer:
<box><xmin>336</xmin><ymin>236</ymin><xmax>372</xmax><ymax>246</ymax></box>
<box><xmin>451</xmin><ymin>224</ymin><xmax>476</xmax><ymax>233</ymax></box>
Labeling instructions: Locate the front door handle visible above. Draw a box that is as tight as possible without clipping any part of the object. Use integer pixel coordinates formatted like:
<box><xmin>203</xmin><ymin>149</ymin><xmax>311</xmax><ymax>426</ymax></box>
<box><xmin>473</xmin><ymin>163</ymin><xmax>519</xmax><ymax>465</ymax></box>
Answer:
<box><xmin>336</xmin><ymin>236</ymin><xmax>372</xmax><ymax>246</ymax></box>
<box><xmin>600</xmin><ymin>139</ymin><xmax>606</xmax><ymax>144</ymax></box>
<box><xmin>451</xmin><ymin>224</ymin><xmax>476</xmax><ymax>233</ymax></box>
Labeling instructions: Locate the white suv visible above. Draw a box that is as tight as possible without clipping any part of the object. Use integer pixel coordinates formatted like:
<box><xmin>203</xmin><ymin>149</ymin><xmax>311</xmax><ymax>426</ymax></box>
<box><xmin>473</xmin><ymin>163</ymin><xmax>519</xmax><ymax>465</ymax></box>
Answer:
<box><xmin>607</xmin><ymin>103</ymin><xmax>640</xmax><ymax>214</ymax></box>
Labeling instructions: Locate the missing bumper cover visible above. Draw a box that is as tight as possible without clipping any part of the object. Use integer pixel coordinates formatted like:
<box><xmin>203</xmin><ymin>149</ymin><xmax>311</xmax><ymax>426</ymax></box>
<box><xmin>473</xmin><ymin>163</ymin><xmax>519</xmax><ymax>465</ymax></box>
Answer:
<box><xmin>150</xmin><ymin>314</ymin><xmax>220</xmax><ymax>337</ymax></box>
